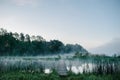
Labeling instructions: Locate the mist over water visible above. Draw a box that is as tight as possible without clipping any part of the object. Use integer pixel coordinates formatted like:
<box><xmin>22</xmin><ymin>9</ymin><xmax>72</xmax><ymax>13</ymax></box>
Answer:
<box><xmin>0</xmin><ymin>56</ymin><xmax>119</xmax><ymax>74</ymax></box>
<box><xmin>89</xmin><ymin>38</ymin><xmax>120</xmax><ymax>56</ymax></box>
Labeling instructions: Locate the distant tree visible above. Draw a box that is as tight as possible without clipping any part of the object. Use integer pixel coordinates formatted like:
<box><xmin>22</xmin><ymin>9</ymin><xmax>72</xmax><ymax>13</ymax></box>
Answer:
<box><xmin>13</xmin><ymin>32</ymin><xmax>19</xmax><ymax>40</ymax></box>
<box><xmin>36</xmin><ymin>35</ymin><xmax>45</xmax><ymax>42</ymax></box>
<box><xmin>0</xmin><ymin>28</ymin><xmax>7</xmax><ymax>35</ymax></box>
<box><xmin>74</xmin><ymin>51</ymin><xmax>82</xmax><ymax>57</ymax></box>
<box><xmin>0</xmin><ymin>31</ymin><xmax>18</xmax><ymax>55</ymax></box>
<box><xmin>0</xmin><ymin>28</ymin><xmax>88</xmax><ymax>56</ymax></box>
<box><xmin>49</xmin><ymin>40</ymin><xmax>64</xmax><ymax>53</ymax></box>
<box><xmin>64</xmin><ymin>44</ymin><xmax>73</xmax><ymax>53</ymax></box>
<box><xmin>25</xmin><ymin>34</ymin><xmax>30</xmax><ymax>42</ymax></box>
<box><xmin>20</xmin><ymin>33</ymin><xmax>25</xmax><ymax>41</ymax></box>
<box><xmin>31</xmin><ymin>35</ymin><xmax>36</xmax><ymax>41</ymax></box>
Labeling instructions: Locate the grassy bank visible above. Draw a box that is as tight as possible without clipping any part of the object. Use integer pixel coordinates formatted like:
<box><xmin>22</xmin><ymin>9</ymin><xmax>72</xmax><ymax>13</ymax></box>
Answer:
<box><xmin>0</xmin><ymin>71</ymin><xmax>120</xmax><ymax>80</ymax></box>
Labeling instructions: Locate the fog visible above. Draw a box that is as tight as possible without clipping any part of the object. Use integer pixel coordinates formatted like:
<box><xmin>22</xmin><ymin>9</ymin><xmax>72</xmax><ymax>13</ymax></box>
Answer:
<box><xmin>89</xmin><ymin>38</ymin><xmax>120</xmax><ymax>56</ymax></box>
<box><xmin>1</xmin><ymin>56</ymin><xmax>119</xmax><ymax>74</ymax></box>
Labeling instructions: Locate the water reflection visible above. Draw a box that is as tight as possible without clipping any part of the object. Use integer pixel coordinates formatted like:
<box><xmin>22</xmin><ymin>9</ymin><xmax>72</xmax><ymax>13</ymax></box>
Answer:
<box><xmin>44</xmin><ymin>69</ymin><xmax>52</xmax><ymax>74</ymax></box>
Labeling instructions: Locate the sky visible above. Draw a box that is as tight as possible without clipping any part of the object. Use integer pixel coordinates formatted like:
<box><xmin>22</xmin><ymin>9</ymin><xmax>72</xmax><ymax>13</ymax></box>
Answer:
<box><xmin>0</xmin><ymin>0</ymin><xmax>120</xmax><ymax>50</ymax></box>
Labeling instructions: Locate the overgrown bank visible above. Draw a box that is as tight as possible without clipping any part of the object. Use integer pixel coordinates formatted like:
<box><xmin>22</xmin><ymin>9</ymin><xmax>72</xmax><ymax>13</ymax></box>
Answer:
<box><xmin>0</xmin><ymin>71</ymin><xmax>120</xmax><ymax>80</ymax></box>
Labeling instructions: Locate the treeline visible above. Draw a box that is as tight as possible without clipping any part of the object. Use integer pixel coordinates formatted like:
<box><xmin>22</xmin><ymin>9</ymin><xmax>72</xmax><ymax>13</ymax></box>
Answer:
<box><xmin>0</xmin><ymin>28</ymin><xmax>88</xmax><ymax>56</ymax></box>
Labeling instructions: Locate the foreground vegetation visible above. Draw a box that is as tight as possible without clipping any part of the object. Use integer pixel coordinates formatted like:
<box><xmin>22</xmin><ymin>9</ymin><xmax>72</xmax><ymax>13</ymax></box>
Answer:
<box><xmin>0</xmin><ymin>71</ymin><xmax>120</xmax><ymax>80</ymax></box>
<box><xmin>0</xmin><ymin>56</ymin><xmax>120</xmax><ymax>80</ymax></box>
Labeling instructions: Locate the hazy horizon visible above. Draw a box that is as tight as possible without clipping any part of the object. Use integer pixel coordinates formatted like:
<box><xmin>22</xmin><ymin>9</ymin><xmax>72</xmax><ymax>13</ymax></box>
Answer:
<box><xmin>0</xmin><ymin>0</ymin><xmax>120</xmax><ymax>50</ymax></box>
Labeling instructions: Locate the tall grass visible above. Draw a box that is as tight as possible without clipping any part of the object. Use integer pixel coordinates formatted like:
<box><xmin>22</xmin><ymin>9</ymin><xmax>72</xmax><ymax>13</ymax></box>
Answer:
<box><xmin>0</xmin><ymin>57</ymin><xmax>120</xmax><ymax>80</ymax></box>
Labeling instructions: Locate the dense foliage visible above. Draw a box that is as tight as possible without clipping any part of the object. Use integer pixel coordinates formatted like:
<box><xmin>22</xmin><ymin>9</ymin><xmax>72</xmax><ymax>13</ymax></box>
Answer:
<box><xmin>0</xmin><ymin>28</ymin><xmax>88</xmax><ymax>56</ymax></box>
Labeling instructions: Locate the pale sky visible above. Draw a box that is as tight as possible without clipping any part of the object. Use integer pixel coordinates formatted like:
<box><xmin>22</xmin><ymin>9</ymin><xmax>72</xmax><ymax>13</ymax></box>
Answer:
<box><xmin>0</xmin><ymin>0</ymin><xmax>120</xmax><ymax>49</ymax></box>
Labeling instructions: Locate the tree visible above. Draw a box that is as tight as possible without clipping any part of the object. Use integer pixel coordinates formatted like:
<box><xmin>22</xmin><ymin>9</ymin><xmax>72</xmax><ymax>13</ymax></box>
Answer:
<box><xmin>13</xmin><ymin>32</ymin><xmax>19</xmax><ymax>40</ymax></box>
<box><xmin>49</xmin><ymin>40</ymin><xmax>64</xmax><ymax>53</ymax></box>
<box><xmin>31</xmin><ymin>35</ymin><xmax>36</xmax><ymax>41</ymax></box>
<box><xmin>36</xmin><ymin>35</ymin><xmax>45</xmax><ymax>42</ymax></box>
<box><xmin>25</xmin><ymin>34</ymin><xmax>30</xmax><ymax>42</ymax></box>
<box><xmin>0</xmin><ymin>28</ymin><xmax>7</xmax><ymax>35</ymax></box>
<box><xmin>0</xmin><ymin>28</ymin><xmax>88</xmax><ymax>56</ymax></box>
<box><xmin>20</xmin><ymin>33</ymin><xmax>25</xmax><ymax>41</ymax></box>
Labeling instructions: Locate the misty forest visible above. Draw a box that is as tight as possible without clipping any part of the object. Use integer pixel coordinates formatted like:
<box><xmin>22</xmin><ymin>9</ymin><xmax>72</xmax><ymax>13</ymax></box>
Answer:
<box><xmin>0</xmin><ymin>28</ymin><xmax>87</xmax><ymax>56</ymax></box>
<box><xmin>0</xmin><ymin>28</ymin><xmax>120</xmax><ymax>80</ymax></box>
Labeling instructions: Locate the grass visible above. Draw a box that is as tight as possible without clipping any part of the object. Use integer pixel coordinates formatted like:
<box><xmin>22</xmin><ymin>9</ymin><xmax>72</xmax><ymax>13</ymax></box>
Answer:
<box><xmin>0</xmin><ymin>71</ymin><xmax>120</xmax><ymax>80</ymax></box>
<box><xmin>0</xmin><ymin>56</ymin><xmax>120</xmax><ymax>80</ymax></box>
